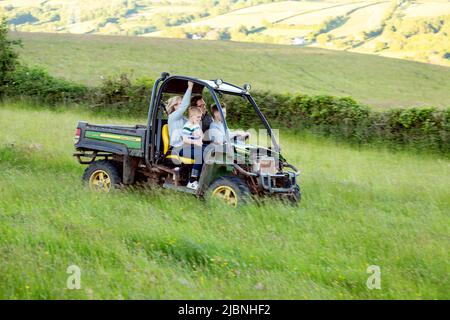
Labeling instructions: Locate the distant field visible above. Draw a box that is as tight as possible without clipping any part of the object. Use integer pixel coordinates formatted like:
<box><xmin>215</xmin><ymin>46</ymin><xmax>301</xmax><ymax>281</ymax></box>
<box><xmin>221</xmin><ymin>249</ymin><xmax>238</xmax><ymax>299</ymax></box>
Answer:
<box><xmin>404</xmin><ymin>1</ymin><xmax>450</xmax><ymax>18</ymax></box>
<box><xmin>1</xmin><ymin>103</ymin><xmax>448</xmax><ymax>299</ymax></box>
<box><xmin>12</xmin><ymin>31</ymin><xmax>450</xmax><ymax>109</ymax></box>
<box><xmin>4</xmin><ymin>0</ymin><xmax>450</xmax><ymax>68</ymax></box>
<box><xmin>329</xmin><ymin>1</ymin><xmax>391</xmax><ymax>38</ymax></box>
<box><xmin>179</xmin><ymin>1</ymin><xmax>334</xmax><ymax>29</ymax></box>
<box><xmin>261</xmin><ymin>27</ymin><xmax>311</xmax><ymax>38</ymax></box>
<box><xmin>280</xmin><ymin>1</ymin><xmax>366</xmax><ymax>26</ymax></box>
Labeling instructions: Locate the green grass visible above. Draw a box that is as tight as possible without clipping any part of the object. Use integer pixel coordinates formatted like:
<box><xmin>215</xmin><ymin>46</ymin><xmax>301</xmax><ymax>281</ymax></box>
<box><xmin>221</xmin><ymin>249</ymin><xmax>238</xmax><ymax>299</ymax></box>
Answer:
<box><xmin>5</xmin><ymin>1</ymin><xmax>450</xmax><ymax>68</ymax></box>
<box><xmin>11</xmin><ymin>31</ymin><xmax>450</xmax><ymax>109</ymax></box>
<box><xmin>0</xmin><ymin>102</ymin><xmax>449</xmax><ymax>299</ymax></box>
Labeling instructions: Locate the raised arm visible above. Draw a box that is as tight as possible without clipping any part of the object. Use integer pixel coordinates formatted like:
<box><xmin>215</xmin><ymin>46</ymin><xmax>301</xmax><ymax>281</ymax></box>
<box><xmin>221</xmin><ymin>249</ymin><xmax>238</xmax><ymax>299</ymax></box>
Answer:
<box><xmin>171</xmin><ymin>81</ymin><xmax>193</xmax><ymax>120</ymax></box>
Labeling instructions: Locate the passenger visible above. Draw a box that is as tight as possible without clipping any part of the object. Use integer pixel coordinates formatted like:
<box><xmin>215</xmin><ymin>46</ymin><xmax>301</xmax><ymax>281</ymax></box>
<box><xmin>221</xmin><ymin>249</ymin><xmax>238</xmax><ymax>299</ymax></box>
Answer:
<box><xmin>180</xmin><ymin>106</ymin><xmax>206</xmax><ymax>190</ymax></box>
<box><xmin>166</xmin><ymin>81</ymin><xmax>193</xmax><ymax>148</ymax></box>
<box><xmin>166</xmin><ymin>82</ymin><xmax>205</xmax><ymax>190</ymax></box>
<box><xmin>190</xmin><ymin>94</ymin><xmax>213</xmax><ymax>135</ymax></box>
<box><xmin>209</xmin><ymin>103</ymin><xmax>250</xmax><ymax>145</ymax></box>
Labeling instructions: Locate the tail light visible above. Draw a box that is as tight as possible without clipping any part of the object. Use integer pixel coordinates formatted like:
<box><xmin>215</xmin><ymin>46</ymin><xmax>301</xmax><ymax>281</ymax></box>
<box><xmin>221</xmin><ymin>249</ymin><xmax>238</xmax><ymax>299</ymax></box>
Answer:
<box><xmin>74</xmin><ymin>128</ymin><xmax>81</xmax><ymax>144</ymax></box>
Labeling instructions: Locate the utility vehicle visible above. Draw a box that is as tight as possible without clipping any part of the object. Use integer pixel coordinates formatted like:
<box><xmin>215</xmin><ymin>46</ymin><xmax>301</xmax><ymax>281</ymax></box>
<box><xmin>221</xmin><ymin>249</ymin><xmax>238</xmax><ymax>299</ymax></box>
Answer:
<box><xmin>73</xmin><ymin>72</ymin><xmax>300</xmax><ymax>206</ymax></box>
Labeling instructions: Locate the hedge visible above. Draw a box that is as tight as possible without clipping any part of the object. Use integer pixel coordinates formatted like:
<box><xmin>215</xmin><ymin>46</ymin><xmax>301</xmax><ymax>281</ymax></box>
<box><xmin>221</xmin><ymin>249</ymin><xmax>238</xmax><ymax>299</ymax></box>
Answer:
<box><xmin>4</xmin><ymin>67</ymin><xmax>449</xmax><ymax>153</ymax></box>
<box><xmin>4</xmin><ymin>66</ymin><xmax>152</xmax><ymax>113</ymax></box>
<box><xmin>224</xmin><ymin>92</ymin><xmax>450</xmax><ymax>152</ymax></box>
<box><xmin>5</xmin><ymin>66</ymin><xmax>89</xmax><ymax>104</ymax></box>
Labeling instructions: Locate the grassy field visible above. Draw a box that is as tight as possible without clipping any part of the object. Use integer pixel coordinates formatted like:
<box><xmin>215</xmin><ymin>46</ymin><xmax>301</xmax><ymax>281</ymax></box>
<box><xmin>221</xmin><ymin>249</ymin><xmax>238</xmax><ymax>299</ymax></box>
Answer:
<box><xmin>0</xmin><ymin>102</ymin><xmax>448</xmax><ymax>299</ymax></box>
<box><xmin>174</xmin><ymin>1</ymin><xmax>334</xmax><ymax>29</ymax></box>
<box><xmin>11</xmin><ymin>31</ymin><xmax>450</xmax><ymax>109</ymax></box>
<box><xmin>329</xmin><ymin>1</ymin><xmax>392</xmax><ymax>38</ymax></box>
<box><xmin>5</xmin><ymin>0</ymin><xmax>450</xmax><ymax>67</ymax></box>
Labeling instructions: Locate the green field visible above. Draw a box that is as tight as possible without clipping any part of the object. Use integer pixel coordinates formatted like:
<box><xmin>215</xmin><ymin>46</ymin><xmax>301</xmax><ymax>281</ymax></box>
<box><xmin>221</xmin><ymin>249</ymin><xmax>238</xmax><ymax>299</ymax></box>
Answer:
<box><xmin>12</xmin><ymin>31</ymin><xmax>450</xmax><ymax>109</ymax></box>
<box><xmin>1</xmin><ymin>102</ymin><xmax>448</xmax><ymax>299</ymax></box>
<box><xmin>4</xmin><ymin>1</ymin><xmax>450</xmax><ymax>67</ymax></box>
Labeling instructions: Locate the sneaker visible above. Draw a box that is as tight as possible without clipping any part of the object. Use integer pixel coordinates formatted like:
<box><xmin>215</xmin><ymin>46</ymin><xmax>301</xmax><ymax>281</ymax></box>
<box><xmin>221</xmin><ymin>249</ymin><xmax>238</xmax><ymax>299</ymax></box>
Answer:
<box><xmin>186</xmin><ymin>180</ymin><xmax>199</xmax><ymax>190</ymax></box>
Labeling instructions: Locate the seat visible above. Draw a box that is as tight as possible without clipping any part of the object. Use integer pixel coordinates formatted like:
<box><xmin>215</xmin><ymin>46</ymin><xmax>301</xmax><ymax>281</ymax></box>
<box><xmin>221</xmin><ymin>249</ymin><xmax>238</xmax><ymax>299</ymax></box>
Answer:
<box><xmin>161</xmin><ymin>124</ymin><xmax>195</xmax><ymax>165</ymax></box>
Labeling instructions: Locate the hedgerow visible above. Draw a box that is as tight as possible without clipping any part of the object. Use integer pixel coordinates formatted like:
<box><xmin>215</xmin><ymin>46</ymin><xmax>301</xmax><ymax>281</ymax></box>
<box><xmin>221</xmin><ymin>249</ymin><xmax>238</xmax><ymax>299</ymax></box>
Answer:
<box><xmin>6</xmin><ymin>66</ymin><xmax>89</xmax><ymax>104</ymax></box>
<box><xmin>224</xmin><ymin>91</ymin><xmax>449</xmax><ymax>152</ymax></box>
<box><xmin>4</xmin><ymin>69</ymin><xmax>449</xmax><ymax>153</ymax></box>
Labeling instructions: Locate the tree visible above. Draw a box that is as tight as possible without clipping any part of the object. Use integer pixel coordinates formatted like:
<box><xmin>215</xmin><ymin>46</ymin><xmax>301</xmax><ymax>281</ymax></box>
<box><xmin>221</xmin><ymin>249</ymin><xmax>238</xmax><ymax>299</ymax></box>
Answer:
<box><xmin>375</xmin><ymin>41</ymin><xmax>388</xmax><ymax>52</ymax></box>
<box><xmin>316</xmin><ymin>33</ymin><xmax>331</xmax><ymax>45</ymax></box>
<box><xmin>0</xmin><ymin>17</ymin><xmax>21</xmax><ymax>97</ymax></box>
<box><xmin>161</xmin><ymin>27</ymin><xmax>187</xmax><ymax>39</ymax></box>
<box><xmin>204</xmin><ymin>29</ymin><xmax>220</xmax><ymax>40</ymax></box>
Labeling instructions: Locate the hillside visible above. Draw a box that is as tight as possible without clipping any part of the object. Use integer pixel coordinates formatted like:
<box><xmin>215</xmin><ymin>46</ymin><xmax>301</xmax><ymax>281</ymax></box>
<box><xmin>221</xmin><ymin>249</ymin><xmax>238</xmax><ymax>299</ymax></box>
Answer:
<box><xmin>11</xmin><ymin>31</ymin><xmax>450</xmax><ymax>108</ymax></box>
<box><xmin>1</xmin><ymin>102</ymin><xmax>448</xmax><ymax>299</ymax></box>
<box><xmin>2</xmin><ymin>0</ymin><xmax>450</xmax><ymax>67</ymax></box>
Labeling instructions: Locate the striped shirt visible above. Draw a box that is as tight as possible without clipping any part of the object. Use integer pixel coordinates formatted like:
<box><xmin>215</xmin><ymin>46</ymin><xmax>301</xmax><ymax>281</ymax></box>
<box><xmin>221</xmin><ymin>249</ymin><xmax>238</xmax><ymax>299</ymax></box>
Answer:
<box><xmin>182</xmin><ymin>122</ymin><xmax>202</xmax><ymax>142</ymax></box>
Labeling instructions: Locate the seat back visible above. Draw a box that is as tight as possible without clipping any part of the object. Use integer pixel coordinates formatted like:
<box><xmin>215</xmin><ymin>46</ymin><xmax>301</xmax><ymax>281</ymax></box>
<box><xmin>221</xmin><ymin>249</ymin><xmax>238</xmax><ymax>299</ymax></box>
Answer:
<box><xmin>161</xmin><ymin>123</ymin><xmax>195</xmax><ymax>165</ymax></box>
<box><xmin>162</xmin><ymin>124</ymin><xmax>169</xmax><ymax>154</ymax></box>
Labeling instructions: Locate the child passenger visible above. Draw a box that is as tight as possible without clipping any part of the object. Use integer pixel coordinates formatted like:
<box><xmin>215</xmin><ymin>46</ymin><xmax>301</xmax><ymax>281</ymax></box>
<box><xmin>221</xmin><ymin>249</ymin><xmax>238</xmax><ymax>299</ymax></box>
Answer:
<box><xmin>209</xmin><ymin>103</ymin><xmax>250</xmax><ymax>145</ymax></box>
<box><xmin>182</xmin><ymin>107</ymin><xmax>203</xmax><ymax>147</ymax></box>
<box><xmin>180</xmin><ymin>106</ymin><xmax>205</xmax><ymax>190</ymax></box>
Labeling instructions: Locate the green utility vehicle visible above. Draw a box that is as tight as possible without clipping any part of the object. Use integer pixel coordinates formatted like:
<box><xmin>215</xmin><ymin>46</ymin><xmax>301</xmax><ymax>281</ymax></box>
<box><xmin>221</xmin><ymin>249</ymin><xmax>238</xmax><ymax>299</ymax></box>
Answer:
<box><xmin>74</xmin><ymin>73</ymin><xmax>300</xmax><ymax>206</ymax></box>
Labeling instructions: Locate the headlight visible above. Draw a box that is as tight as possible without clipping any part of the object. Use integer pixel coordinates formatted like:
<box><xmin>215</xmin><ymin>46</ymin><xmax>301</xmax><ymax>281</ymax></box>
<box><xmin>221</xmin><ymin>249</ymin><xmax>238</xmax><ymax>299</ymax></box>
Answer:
<box><xmin>252</xmin><ymin>156</ymin><xmax>276</xmax><ymax>175</ymax></box>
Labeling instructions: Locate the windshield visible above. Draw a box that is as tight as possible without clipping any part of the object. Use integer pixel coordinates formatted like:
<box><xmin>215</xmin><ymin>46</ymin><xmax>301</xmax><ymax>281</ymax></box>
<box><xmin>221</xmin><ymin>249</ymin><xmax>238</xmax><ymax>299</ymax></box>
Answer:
<box><xmin>211</xmin><ymin>92</ymin><xmax>280</xmax><ymax>151</ymax></box>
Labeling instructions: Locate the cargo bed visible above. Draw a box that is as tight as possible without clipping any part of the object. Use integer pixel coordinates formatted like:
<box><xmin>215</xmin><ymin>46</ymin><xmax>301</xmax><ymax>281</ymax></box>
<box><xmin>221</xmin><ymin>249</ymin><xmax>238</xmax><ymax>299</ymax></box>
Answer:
<box><xmin>75</xmin><ymin>121</ymin><xmax>147</xmax><ymax>157</ymax></box>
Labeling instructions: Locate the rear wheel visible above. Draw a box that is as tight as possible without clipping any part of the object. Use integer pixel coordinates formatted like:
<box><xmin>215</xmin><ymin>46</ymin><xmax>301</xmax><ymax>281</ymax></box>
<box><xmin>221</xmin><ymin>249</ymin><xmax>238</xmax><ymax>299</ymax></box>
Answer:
<box><xmin>206</xmin><ymin>176</ymin><xmax>251</xmax><ymax>207</ymax></box>
<box><xmin>82</xmin><ymin>160</ymin><xmax>122</xmax><ymax>192</ymax></box>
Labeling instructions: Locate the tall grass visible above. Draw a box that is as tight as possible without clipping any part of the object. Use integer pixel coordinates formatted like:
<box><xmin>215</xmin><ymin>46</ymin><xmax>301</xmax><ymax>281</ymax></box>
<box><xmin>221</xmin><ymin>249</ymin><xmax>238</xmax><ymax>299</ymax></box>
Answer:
<box><xmin>0</xmin><ymin>102</ymin><xmax>448</xmax><ymax>299</ymax></box>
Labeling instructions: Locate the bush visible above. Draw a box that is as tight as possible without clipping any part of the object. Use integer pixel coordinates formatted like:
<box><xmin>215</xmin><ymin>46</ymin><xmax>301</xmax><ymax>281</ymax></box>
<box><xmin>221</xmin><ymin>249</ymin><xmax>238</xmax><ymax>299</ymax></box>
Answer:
<box><xmin>6</xmin><ymin>66</ymin><xmax>89</xmax><ymax>104</ymax></box>
<box><xmin>91</xmin><ymin>73</ymin><xmax>153</xmax><ymax>115</ymax></box>
<box><xmin>6</xmin><ymin>70</ymin><xmax>154</xmax><ymax>114</ymax></box>
<box><xmin>0</xmin><ymin>17</ymin><xmax>21</xmax><ymax>98</ymax></box>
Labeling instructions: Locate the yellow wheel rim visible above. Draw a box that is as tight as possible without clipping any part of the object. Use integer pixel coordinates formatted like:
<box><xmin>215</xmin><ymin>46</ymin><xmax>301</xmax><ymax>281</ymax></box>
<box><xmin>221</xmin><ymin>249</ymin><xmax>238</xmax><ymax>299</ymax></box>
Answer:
<box><xmin>89</xmin><ymin>170</ymin><xmax>111</xmax><ymax>192</ymax></box>
<box><xmin>211</xmin><ymin>186</ymin><xmax>238</xmax><ymax>207</ymax></box>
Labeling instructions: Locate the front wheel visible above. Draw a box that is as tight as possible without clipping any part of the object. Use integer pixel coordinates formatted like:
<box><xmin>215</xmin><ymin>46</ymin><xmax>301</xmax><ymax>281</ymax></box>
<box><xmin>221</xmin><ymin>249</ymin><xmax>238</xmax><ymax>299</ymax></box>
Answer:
<box><xmin>82</xmin><ymin>160</ymin><xmax>122</xmax><ymax>192</ymax></box>
<box><xmin>206</xmin><ymin>175</ymin><xmax>251</xmax><ymax>207</ymax></box>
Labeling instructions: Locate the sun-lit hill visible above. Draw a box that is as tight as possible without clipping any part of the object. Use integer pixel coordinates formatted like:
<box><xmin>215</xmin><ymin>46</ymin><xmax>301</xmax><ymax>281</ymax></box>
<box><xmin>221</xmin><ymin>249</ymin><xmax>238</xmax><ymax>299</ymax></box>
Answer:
<box><xmin>11</xmin><ymin>31</ymin><xmax>450</xmax><ymax>109</ymax></box>
<box><xmin>327</xmin><ymin>2</ymin><xmax>392</xmax><ymax>38</ymax></box>
<box><xmin>2</xmin><ymin>0</ymin><xmax>450</xmax><ymax>66</ymax></box>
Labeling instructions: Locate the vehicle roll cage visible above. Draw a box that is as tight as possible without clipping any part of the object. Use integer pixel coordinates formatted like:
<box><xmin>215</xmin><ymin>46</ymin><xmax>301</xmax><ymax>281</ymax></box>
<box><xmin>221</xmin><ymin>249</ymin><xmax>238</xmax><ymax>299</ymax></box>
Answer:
<box><xmin>144</xmin><ymin>73</ymin><xmax>280</xmax><ymax>169</ymax></box>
